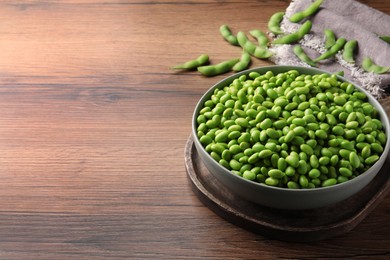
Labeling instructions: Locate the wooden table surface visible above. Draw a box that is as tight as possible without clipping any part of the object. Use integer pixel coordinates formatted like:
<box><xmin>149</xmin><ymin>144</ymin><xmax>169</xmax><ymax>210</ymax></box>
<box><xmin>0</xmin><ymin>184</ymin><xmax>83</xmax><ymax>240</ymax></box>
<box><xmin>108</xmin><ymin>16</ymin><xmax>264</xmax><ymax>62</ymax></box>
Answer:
<box><xmin>0</xmin><ymin>0</ymin><xmax>389</xmax><ymax>259</ymax></box>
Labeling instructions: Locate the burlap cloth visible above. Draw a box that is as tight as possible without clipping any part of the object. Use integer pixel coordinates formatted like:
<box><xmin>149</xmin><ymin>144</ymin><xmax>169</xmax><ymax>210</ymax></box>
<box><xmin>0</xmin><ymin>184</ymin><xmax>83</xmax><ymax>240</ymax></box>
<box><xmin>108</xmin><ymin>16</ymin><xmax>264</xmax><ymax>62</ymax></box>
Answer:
<box><xmin>269</xmin><ymin>0</ymin><xmax>390</xmax><ymax>99</ymax></box>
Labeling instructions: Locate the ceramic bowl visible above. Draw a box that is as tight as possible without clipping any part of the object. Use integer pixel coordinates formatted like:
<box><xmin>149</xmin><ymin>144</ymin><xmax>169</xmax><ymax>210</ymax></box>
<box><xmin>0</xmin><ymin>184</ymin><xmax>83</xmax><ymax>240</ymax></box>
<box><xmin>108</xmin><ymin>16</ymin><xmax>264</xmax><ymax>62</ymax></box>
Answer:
<box><xmin>192</xmin><ymin>65</ymin><xmax>390</xmax><ymax>210</ymax></box>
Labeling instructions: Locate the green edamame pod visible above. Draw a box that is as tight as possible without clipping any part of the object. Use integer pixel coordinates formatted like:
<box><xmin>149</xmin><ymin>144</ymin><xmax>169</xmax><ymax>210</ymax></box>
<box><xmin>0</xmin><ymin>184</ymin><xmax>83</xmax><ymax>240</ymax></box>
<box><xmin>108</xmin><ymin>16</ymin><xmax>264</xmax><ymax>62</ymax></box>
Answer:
<box><xmin>362</xmin><ymin>57</ymin><xmax>390</xmax><ymax>74</ymax></box>
<box><xmin>237</xmin><ymin>31</ymin><xmax>273</xmax><ymax>59</ymax></box>
<box><xmin>272</xmin><ymin>20</ymin><xmax>312</xmax><ymax>45</ymax></box>
<box><xmin>232</xmin><ymin>51</ymin><xmax>252</xmax><ymax>72</ymax></box>
<box><xmin>171</xmin><ymin>54</ymin><xmax>209</xmax><ymax>70</ymax></box>
<box><xmin>379</xmin><ymin>35</ymin><xmax>390</xmax><ymax>44</ymax></box>
<box><xmin>342</xmin><ymin>40</ymin><xmax>358</xmax><ymax>63</ymax></box>
<box><xmin>268</xmin><ymin>12</ymin><xmax>285</xmax><ymax>35</ymax></box>
<box><xmin>289</xmin><ymin>0</ymin><xmax>323</xmax><ymax>23</ymax></box>
<box><xmin>249</xmin><ymin>29</ymin><xmax>269</xmax><ymax>46</ymax></box>
<box><xmin>324</xmin><ymin>29</ymin><xmax>336</xmax><ymax>49</ymax></box>
<box><xmin>314</xmin><ymin>38</ymin><xmax>346</xmax><ymax>62</ymax></box>
<box><xmin>293</xmin><ymin>45</ymin><xmax>316</xmax><ymax>67</ymax></box>
<box><xmin>197</xmin><ymin>58</ymin><xmax>239</xmax><ymax>77</ymax></box>
<box><xmin>219</xmin><ymin>24</ymin><xmax>239</xmax><ymax>46</ymax></box>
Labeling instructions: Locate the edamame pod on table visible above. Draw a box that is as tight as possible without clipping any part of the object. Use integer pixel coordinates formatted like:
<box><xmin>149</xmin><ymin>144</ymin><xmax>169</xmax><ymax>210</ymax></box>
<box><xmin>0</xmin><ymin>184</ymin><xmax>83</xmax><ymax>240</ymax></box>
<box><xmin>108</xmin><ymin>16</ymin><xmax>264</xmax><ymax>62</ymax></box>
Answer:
<box><xmin>342</xmin><ymin>40</ymin><xmax>358</xmax><ymax>63</ymax></box>
<box><xmin>197</xmin><ymin>58</ymin><xmax>240</xmax><ymax>76</ymax></box>
<box><xmin>362</xmin><ymin>57</ymin><xmax>390</xmax><ymax>74</ymax></box>
<box><xmin>171</xmin><ymin>54</ymin><xmax>209</xmax><ymax>70</ymax></box>
<box><xmin>314</xmin><ymin>38</ymin><xmax>346</xmax><ymax>62</ymax></box>
<box><xmin>289</xmin><ymin>0</ymin><xmax>323</xmax><ymax>23</ymax></box>
<box><xmin>293</xmin><ymin>45</ymin><xmax>316</xmax><ymax>67</ymax></box>
<box><xmin>324</xmin><ymin>29</ymin><xmax>336</xmax><ymax>49</ymax></box>
<box><xmin>249</xmin><ymin>29</ymin><xmax>269</xmax><ymax>46</ymax></box>
<box><xmin>237</xmin><ymin>31</ymin><xmax>273</xmax><ymax>59</ymax></box>
<box><xmin>268</xmin><ymin>12</ymin><xmax>284</xmax><ymax>35</ymax></box>
<box><xmin>219</xmin><ymin>24</ymin><xmax>239</xmax><ymax>46</ymax></box>
<box><xmin>272</xmin><ymin>20</ymin><xmax>312</xmax><ymax>45</ymax></box>
<box><xmin>379</xmin><ymin>35</ymin><xmax>390</xmax><ymax>44</ymax></box>
<box><xmin>232</xmin><ymin>51</ymin><xmax>252</xmax><ymax>72</ymax></box>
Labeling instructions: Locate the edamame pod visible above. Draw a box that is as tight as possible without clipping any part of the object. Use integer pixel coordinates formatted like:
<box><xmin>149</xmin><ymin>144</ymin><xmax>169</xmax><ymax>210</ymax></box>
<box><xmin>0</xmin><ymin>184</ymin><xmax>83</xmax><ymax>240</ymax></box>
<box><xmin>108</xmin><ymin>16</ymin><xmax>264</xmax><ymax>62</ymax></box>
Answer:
<box><xmin>324</xmin><ymin>29</ymin><xmax>336</xmax><ymax>49</ymax></box>
<box><xmin>197</xmin><ymin>58</ymin><xmax>240</xmax><ymax>76</ymax></box>
<box><xmin>342</xmin><ymin>40</ymin><xmax>357</xmax><ymax>63</ymax></box>
<box><xmin>289</xmin><ymin>0</ymin><xmax>323</xmax><ymax>23</ymax></box>
<box><xmin>293</xmin><ymin>45</ymin><xmax>316</xmax><ymax>67</ymax></box>
<box><xmin>219</xmin><ymin>24</ymin><xmax>239</xmax><ymax>46</ymax></box>
<box><xmin>362</xmin><ymin>57</ymin><xmax>390</xmax><ymax>74</ymax></box>
<box><xmin>272</xmin><ymin>20</ymin><xmax>312</xmax><ymax>45</ymax></box>
<box><xmin>232</xmin><ymin>51</ymin><xmax>252</xmax><ymax>72</ymax></box>
<box><xmin>249</xmin><ymin>29</ymin><xmax>269</xmax><ymax>46</ymax></box>
<box><xmin>237</xmin><ymin>31</ymin><xmax>273</xmax><ymax>59</ymax></box>
<box><xmin>314</xmin><ymin>38</ymin><xmax>346</xmax><ymax>62</ymax></box>
<box><xmin>171</xmin><ymin>54</ymin><xmax>209</xmax><ymax>70</ymax></box>
<box><xmin>268</xmin><ymin>12</ymin><xmax>285</xmax><ymax>35</ymax></box>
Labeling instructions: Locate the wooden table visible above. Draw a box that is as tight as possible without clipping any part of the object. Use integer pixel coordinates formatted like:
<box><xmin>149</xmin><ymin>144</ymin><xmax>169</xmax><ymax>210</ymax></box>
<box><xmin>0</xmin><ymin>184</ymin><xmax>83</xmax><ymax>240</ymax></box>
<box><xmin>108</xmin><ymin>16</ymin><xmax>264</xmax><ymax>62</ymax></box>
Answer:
<box><xmin>0</xmin><ymin>0</ymin><xmax>388</xmax><ymax>259</ymax></box>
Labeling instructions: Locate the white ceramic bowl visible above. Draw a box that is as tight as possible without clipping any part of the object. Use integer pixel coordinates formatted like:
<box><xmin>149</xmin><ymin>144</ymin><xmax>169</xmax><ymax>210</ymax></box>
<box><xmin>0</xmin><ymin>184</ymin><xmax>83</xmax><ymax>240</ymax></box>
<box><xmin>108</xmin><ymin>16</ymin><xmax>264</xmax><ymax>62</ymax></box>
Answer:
<box><xmin>192</xmin><ymin>65</ymin><xmax>390</xmax><ymax>210</ymax></box>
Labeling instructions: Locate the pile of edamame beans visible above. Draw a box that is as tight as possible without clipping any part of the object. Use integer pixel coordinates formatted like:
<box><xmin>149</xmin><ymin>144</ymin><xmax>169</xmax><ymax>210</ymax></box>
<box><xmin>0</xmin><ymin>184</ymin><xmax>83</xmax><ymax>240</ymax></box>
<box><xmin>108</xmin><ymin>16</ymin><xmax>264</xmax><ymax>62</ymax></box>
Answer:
<box><xmin>196</xmin><ymin>69</ymin><xmax>387</xmax><ymax>189</ymax></box>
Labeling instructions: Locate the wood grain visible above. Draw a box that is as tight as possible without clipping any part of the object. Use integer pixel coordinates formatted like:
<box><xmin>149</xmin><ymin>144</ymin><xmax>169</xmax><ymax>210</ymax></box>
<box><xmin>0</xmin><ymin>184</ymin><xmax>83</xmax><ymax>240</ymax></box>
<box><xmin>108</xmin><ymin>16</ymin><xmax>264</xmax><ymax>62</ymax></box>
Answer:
<box><xmin>0</xmin><ymin>0</ymin><xmax>388</xmax><ymax>259</ymax></box>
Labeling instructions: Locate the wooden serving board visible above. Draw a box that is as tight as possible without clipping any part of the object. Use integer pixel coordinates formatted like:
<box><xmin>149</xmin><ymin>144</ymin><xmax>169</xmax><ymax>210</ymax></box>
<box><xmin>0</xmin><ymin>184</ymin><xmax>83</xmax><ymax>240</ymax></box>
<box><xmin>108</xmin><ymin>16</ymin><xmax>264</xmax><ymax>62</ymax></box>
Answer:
<box><xmin>184</xmin><ymin>135</ymin><xmax>390</xmax><ymax>242</ymax></box>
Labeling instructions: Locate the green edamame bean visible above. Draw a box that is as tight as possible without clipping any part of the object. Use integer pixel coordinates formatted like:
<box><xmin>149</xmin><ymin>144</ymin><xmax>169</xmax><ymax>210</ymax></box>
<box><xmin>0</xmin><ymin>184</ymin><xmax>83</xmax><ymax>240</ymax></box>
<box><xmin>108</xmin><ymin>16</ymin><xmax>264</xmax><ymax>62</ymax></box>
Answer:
<box><xmin>289</xmin><ymin>0</ymin><xmax>323</xmax><ymax>23</ymax></box>
<box><xmin>272</xmin><ymin>21</ymin><xmax>312</xmax><ymax>45</ymax></box>
<box><xmin>378</xmin><ymin>132</ymin><xmax>387</xmax><ymax>145</ymax></box>
<box><xmin>233</xmin><ymin>51</ymin><xmax>252</xmax><ymax>72</ymax></box>
<box><xmin>314</xmin><ymin>38</ymin><xmax>346</xmax><ymax>62</ymax></box>
<box><xmin>292</xmin><ymin>118</ymin><xmax>306</xmax><ymax>126</ymax></box>
<box><xmin>339</xmin><ymin>167</ymin><xmax>352</xmax><ymax>177</ymax></box>
<box><xmin>171</xmin><ymin>54</ymin><xmax>209</xmax><ymax>70</ymax></box>
<box><xmin>219</xmin><ymin>24</ymin><xmax>239</xmax><ymax>46</ymax></box>
<box><xmin>308</xmin><ymin>168</ymin><xmax>321</xmax><ymax>179</ymax></box>
<box><xmin>286</xmin><ymin>154</ymin><xmax>299</xmax><ymax>168</ymax></box>
<box><xmin>287</xmin><ymin>181</ymin><xmax>300</xmax><ymax>189</ymax></box>
<box><xmin>365</xmin><ymin>155</ymin><xmax>379</xmax><ymax>165</ymax></box>
<box><xmin>297</xmin><ymin>160</ymin><xmax>308</xmax><ymax>174</ymax></box>
<box><xmin>349</xmin><ymin>152</ymin><xmax>360</xmax><ymax>168</ymax></box>
<box><xmin>249</xmin><ymin>29</ymin><xmax>269</xmax><ymax>46</ymax></box>
<box><xmin>299</xmin><ymin>175</ymin><xmax>309</xmax><ymax>188</ymax></box>
<box><xmin>243</xmin><ymin>170</ymin><xmax>256</xmax><ymax>181</ymax></box>
<box><xmin>322</xmin><ymin>178</ymin><xmax>337</xmax><ymax>187</ymax></box>
<box><xmin>268</xmin><ymin>12</ymin><xmax>285</xmax><ymax>35</ymax></box>
<box><xmin>361</xmin><ymin>57</ymin><xmax>390</xmax><ymax>74</ymax></box>
<box><xmin>324</xmin><ymin>29</ymin><xmax>336</xmax><ymax>49</ymax></box>
<box><xmin>371</xmin><ymin>143</ymin><xmax>383</xmax><ymax>153</ymax></box>
<box><xmin>198</xmin><ymin>58</ymin><xmax>239</xmax><ymax>76</ymax></box>
<box><xmin>343</xmin><ymin>40</ymin><xmax>357</xmax><ymax>63</ymax></box>
<box><xmin>199</xmin><ymin>135</ymin><xmax>213</xmax><ymax>145</ymax></box>
<box><xmin>215</xmin><ymin>130</ymin><xmax>229</xmax><ymax>143</ymax></box>
<box><xmin>293</xmin><ymin>45</ymin><xmax>316</xmax><ymax>67</ymax></box>
<box><xmin>330</xmin><ymin>154</ymin><xmax>339</xmax><ymax>166</ymax></box>
<box><xmin>259</xmin><ymin>149</ymin><xmax>273</xmax><ymax>159</ymax></box>
<box><xmin>268</xmin><ymin>169</ymin><xmax>284</xmax><ymax>179</ymax></box>
<box><xmin>284</xmin><ymin>130</ymin><xmax>295</xmax><ymax>143</ymax></box>
<box><xmin>300</xmin><ymin>143</ymin><xmax>313</xmax><ymax>155</ymax></box>
<box><xmin>265</xmin><ymin>177</ymin><xmax>279</xmax><ymax>186</ymax></box>
<box><xmin>237</xmin><ymin>31</ymin><xmax>273</xmax><ymax>59</ymax></box>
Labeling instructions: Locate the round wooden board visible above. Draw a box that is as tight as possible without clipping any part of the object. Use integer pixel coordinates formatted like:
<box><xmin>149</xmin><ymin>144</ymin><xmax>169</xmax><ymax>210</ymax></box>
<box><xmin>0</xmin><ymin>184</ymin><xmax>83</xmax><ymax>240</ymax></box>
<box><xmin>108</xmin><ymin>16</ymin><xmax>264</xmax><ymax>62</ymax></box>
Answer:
<box><xmin>184</xmin><ymin>135</ymin><xmax>390</xmax><ymax>242</ymax></box>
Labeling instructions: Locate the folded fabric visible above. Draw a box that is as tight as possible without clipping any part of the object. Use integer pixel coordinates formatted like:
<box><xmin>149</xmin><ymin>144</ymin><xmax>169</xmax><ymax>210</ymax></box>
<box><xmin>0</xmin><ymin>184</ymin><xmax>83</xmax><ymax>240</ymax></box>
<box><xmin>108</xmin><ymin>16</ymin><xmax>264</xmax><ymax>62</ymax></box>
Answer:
<box><xmin>269</xmin><ymin>0</ymin><xmax>390</xmax><ymax>99</ymax></box>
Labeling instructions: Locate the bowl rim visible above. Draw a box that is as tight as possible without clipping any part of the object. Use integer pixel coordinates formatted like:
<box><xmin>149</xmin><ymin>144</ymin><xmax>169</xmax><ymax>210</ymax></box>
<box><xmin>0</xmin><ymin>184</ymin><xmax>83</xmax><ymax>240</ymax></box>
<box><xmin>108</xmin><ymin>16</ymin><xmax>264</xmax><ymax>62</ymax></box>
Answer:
<box><xmin>192</xmin><ymin>65</ymin><xmax>390</xmax><ymax>193</ymax></box>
